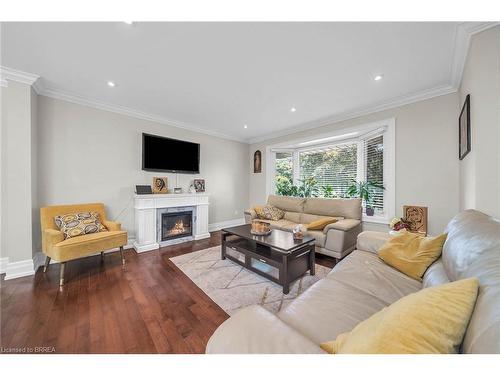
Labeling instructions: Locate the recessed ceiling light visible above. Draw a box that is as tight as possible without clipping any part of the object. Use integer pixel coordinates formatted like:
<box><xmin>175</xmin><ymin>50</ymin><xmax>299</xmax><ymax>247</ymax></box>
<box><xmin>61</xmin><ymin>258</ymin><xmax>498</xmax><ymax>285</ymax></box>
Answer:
<box><xmin>374</xmin><ymin>75</ymin><xmax>384</xmax><ymax>81</ymax></box>
<box><xmin>290</xmin><ymin>107</ymin><xmax>297</xmax><ymax>112</ymax></box>
<box><xmin>107</xmin><ymin>81</ymin><xmax>116</xmax><ymax>87</ymax></box>
<box><xmin>124</xmin><ymin>21</ymin><xmax>134</xmax><ymax>25</ymax></box>
<box><xmin>243</xmin><ymin>125</ymin><xmax>248</xmax><ymax>129</ymax></box>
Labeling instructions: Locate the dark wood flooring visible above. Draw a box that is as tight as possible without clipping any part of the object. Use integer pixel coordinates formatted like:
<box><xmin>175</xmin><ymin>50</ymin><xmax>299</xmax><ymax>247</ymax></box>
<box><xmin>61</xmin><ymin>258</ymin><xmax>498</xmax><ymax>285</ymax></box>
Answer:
<box><xmin>0</xmin><ymin>231</ymin><xmax>336</xmax><ymax>354</ymax></box>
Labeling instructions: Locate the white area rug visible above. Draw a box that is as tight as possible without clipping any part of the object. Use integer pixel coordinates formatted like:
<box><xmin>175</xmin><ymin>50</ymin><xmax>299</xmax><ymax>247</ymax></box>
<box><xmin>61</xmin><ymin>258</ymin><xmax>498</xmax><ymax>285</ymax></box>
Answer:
<box><xmin>171</xmin><ymin>245</ymin><xmax>331</xmax><ymax>316</ymax></box>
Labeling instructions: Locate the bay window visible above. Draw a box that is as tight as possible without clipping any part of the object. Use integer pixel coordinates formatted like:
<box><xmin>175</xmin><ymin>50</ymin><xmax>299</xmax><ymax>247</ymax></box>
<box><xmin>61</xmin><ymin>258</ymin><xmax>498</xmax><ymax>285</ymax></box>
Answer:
<box><xmin>268</xmin><ymin>119</ymin><xmax>395</xmax><ymax>223</ymax></box>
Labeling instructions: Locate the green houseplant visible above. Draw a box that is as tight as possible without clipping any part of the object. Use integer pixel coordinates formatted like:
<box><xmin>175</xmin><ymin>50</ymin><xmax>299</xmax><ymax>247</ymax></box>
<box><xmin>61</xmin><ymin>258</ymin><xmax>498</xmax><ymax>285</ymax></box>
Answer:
<box><xmin>346</xmin><ymin>180</ymin><xmax>385</xmax><ymax>216</ymax></box>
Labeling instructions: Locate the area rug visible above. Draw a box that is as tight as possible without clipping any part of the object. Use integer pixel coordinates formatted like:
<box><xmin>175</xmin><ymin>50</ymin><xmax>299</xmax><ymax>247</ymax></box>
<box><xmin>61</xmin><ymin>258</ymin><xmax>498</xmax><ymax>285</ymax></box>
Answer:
<box><xmin>170</xmin><ymin>245</ymin><xmax>331</xmax><ymax>316</ymax></box>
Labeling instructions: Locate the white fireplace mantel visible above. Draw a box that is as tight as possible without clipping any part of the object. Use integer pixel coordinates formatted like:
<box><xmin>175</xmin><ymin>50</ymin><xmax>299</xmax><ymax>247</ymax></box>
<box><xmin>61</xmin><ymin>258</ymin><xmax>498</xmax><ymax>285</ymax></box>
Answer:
<box><xmin>133</xmin><ymin>193</ymin><xmax>210</xmax><ymax>253</ymax></box>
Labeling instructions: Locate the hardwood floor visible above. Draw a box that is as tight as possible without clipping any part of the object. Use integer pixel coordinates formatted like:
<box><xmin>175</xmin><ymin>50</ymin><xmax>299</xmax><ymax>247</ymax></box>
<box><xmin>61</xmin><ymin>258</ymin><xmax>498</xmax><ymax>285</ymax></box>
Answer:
<box><xmin>0</xmin><ymin>232</ymin><xmax>336</xmax><ymax>354</ymax></box>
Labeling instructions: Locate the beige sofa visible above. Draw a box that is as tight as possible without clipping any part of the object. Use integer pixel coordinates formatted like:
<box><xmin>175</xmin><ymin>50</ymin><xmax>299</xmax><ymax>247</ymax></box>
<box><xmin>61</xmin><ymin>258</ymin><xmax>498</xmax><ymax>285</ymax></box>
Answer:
<box><xmin>207</xmin><ymin>209</ymin><xmax>500</xmax><ymax>354</ymax></box>
<box><xmin>245</xmin><ymin>195</ymin><xmax>362</xmax><ymax>259</ymax></box>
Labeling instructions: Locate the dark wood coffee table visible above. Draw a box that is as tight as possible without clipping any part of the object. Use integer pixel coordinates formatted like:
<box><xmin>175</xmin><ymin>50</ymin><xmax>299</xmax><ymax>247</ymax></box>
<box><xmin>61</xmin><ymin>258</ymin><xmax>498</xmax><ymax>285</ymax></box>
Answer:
<box><xmin>221</xmin><ymin>224</ymin><xmax>315</xmax><ymax>294</ymax></box>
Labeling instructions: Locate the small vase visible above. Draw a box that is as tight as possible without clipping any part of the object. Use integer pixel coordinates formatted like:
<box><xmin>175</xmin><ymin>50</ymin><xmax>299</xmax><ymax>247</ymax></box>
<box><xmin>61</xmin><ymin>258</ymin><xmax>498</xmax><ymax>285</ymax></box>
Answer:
<box><xmin>366</xmin><ymin>207</ymin><xmax>375</xmax><ymax>216</ymax></box>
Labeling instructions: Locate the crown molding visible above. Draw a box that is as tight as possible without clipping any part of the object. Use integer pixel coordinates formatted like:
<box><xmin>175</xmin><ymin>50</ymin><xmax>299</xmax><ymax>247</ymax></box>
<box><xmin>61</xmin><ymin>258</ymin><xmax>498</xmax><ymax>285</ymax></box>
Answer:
<box><xmin>450</xmin><ymin>22</ymin><xmax>500</xmax><ymax>89</ymax></box>
<box><xmin>248</xmin><ymin>84</ymin><xmax>456</xmax><ymax>144</ymax></box>
<box><xmin>0</xmin><ymin>66</ymin><xmax>40</xmax><ymax>88</ymax></box>
<box><xmin>38</xmin><ymin>87</ymin><xmax>246</xmax><ymax>143</ymax></box>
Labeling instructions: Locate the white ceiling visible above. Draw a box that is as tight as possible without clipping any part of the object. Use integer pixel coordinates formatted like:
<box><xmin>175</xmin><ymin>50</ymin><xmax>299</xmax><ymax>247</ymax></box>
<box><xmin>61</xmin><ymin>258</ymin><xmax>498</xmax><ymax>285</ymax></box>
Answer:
<box><xmin>0</xmin><ymin>22</ymin><xmax>476</xmax><ymax>143</ymax></box>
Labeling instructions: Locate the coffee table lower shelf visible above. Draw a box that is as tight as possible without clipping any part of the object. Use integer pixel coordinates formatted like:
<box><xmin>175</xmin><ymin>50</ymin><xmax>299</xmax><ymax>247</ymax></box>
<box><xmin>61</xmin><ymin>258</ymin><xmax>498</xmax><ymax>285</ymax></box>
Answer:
<box><xmin>221</xmin><ymin>233</ymin><xmax>315</xmax><ymax>294</ymax></box>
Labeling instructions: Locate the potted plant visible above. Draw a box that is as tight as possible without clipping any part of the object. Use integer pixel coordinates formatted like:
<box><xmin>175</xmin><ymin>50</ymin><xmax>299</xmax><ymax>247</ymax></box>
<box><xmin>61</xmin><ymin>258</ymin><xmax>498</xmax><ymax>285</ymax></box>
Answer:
<box><xmin>345</xmin><ymin>180</ymin><xmax>385</xmax><ymax>216</ymax></box>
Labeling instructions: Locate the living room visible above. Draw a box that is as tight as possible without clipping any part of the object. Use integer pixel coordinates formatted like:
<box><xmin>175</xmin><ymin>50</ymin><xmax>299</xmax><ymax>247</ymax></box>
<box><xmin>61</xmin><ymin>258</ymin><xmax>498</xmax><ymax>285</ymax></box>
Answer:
<box><xmin>1</xmin><ymin>0</ymin><xmax>500</xmax><ymax>372</ymax></box>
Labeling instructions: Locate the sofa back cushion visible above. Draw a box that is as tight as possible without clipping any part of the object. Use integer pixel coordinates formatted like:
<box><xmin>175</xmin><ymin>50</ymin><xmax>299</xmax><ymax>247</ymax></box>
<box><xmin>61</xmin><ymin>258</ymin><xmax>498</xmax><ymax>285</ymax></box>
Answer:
<box><xmin>303</xmin><ymin>197</ymin><xmax>362</xmax><ymax>220</ymax></box>
<box><xmin>267</xmin><ymin>195</ymin><xmax>305</xmax><ymax>213</ymax></box>
<box><xmin>442</xmin><ymin>209</ymin><xmax>500</xmax><ymax>353</ymax></box>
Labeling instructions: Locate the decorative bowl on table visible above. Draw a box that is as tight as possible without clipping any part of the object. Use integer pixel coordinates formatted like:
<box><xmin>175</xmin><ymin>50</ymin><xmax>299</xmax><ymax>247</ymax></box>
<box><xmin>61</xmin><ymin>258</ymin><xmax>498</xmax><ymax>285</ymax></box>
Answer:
<box><xmin>251</xmin><ymin>220</ymin><xmax>272</xmax><ymax>235</ymax></box>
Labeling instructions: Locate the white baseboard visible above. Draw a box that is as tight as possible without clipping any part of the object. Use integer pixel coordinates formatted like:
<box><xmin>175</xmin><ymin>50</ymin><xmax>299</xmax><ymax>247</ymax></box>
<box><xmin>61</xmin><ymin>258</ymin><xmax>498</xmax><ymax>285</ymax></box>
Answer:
<box><xmin>0</xmin><ymin>257</ymin><xmax>8</xmax><ymax>274</ymax></box>
<box><xmin>3</xmin><ymin>238</ymin><xmax>136</xmax><ymax>280</ymax></box>
<box><xmin>208</xmin><ymin>218</ymin><xmax>245</xmax><ymax>232</ymax></box>
<box><xmin>4</xmin><ymin>259</ymin><xmax>35</xmax><ymax>280</ymax></box>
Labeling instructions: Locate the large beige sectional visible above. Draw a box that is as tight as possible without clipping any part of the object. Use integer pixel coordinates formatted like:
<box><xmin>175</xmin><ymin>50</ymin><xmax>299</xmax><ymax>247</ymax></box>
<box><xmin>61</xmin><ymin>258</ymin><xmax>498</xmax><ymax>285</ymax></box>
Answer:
<box><xmin>245</xmin><ymin>195</ymin><xmax>362</xmax><ymax>259</ymax></box>
<box><xmin>207</xmin><ymin>209</ymin><xmax>500</xmax><ymax>353</ymax></box>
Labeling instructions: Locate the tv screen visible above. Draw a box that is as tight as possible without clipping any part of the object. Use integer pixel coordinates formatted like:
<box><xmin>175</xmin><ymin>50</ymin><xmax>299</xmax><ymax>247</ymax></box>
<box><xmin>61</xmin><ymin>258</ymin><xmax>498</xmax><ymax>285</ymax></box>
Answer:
<box><xmin>142</xmin><ymin>133</ymin><xmax>200</xmax><ymax>174</ymax></box>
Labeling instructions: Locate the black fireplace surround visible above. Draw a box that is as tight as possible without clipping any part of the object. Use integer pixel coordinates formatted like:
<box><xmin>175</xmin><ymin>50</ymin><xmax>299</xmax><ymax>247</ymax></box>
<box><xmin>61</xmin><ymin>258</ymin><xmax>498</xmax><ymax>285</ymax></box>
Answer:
<box><xmin>161</xmin><ymin>211</ymin><xmax>193</xmax><ymax>241</ymax></box>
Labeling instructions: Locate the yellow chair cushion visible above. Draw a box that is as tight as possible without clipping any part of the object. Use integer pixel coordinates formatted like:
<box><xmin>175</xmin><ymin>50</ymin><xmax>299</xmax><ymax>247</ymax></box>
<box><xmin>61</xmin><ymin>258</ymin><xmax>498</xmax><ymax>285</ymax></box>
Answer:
<box><xmin>306</xmin><ymin>217</ymin><xmax>338</xmax><ymax>230</ymax></box>
<box><xmin>378</xmin><ymin>231</ymin><xmax>447</xmax><ymax>280</ymax></box>
<box><xmin>48</xmin><ymin>231</ymin><xmax>127</xmax><ymax>262</ymax></box>
<box><xmin>320</xmin><ymin>278</ymin><xmax>479</xmax><ymax>354</ymax></box>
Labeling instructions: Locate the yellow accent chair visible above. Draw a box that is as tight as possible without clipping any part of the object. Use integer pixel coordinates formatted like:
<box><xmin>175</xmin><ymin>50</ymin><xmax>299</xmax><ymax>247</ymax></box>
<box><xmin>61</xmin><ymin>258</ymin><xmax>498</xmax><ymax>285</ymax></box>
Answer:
<box><xmin>40</xmin><ymin>203</ymin><xmax>128</xmax><ymax>286</ymax></box>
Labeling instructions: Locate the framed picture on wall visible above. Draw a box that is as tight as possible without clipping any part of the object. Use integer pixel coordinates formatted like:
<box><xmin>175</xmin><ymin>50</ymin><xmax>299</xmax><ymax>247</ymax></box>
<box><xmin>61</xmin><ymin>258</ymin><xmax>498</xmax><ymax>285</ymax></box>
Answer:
<box><xmin>254</xmin><ymin>150</ymin><xmax>262</xmax><ymax>173</ymax></box>
<box><xmin>459</xmin><ymin>94</ymin><xmax>471</xmax><ymax>160</ymax></box>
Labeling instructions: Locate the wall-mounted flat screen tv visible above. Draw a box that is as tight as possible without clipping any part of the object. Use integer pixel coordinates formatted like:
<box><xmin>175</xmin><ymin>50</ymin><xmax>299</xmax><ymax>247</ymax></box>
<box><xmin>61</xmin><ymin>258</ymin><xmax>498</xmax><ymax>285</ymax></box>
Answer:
<box><xmin>142</xmin><ymin>133</ymin><xmax>200</xmax><ymax>174</ymax></box>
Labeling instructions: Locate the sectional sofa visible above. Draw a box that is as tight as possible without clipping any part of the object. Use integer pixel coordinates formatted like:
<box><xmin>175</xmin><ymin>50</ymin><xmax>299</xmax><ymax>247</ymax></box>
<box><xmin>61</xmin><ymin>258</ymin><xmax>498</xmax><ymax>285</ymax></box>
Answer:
<box><xmin>207</xmin><ymin>209</ymin><xmax>500</xmax><ymax>354</ymax></box>
<box><xmin>245</xmin><ymin>195</ymin><xmax>362</xmax><ymax>259</ymax></box>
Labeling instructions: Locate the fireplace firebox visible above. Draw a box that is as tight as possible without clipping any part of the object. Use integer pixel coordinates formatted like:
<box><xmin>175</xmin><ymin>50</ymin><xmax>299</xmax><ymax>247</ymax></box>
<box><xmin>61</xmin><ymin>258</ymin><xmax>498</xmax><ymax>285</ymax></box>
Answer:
<box><xmin>161</xmin><ymin>211</ymin><xmax>193</xmax><ymax>241</ymax></box>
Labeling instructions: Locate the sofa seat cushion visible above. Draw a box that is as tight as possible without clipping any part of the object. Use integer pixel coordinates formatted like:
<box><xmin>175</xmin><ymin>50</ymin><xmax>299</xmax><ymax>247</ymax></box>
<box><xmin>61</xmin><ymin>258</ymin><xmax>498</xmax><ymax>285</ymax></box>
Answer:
<box><xmin>278</xmin><ymin>250</ymin><xmax>421</xmax><ymax>344</ymax></box>
<box><xmin>206</xmin><ymin>305</ymin><xmax>325</xmax><ymax>354</ymax></box>
<box><xmin>50</xmin><ymin>230</ymin><xmax>127</xmax><ymax>262</ymax></box>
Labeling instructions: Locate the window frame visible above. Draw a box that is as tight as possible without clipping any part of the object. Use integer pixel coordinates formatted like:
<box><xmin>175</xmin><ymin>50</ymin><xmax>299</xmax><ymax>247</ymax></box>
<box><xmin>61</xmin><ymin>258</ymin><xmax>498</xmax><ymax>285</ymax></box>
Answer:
<box><xmin>266</xmin><ymin>118</ymin><xmax>395</xmax><ymax>224</ymax></box>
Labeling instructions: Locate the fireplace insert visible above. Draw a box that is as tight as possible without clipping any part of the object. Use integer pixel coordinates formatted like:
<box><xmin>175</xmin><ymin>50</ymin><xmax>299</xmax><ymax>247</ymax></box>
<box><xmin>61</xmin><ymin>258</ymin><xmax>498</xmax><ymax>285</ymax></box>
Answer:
<box><xmin>161</xmin><ymin>211</ymin><xmax>193</xmax><ymax>241</ymax></box>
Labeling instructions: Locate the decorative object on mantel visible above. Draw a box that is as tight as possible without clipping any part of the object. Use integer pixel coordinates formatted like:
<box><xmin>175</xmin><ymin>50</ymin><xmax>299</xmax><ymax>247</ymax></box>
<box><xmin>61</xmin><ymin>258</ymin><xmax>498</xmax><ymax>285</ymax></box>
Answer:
<box><xmin>135</xmin><ymin>185</ymin><xmax>152</xmax><ymax>194</ymax></box>
<box><xmin>292</xmin><ymin>224</ymin><xmax>304</xmax><ymax>240</ymax></box>
<box><xmin>194</xmin><ymin>179</ymin><xmax>205</xmax><ymax>192</ymax></box>
<box><xmin>459</xmin><ymin>94</ymin><xmax>471</xmax><ymax>160</ymax></box>
<box><xmin>173</xmin><ymin>187</ymin><xmax>183</xmax><ymax>194</ymax></box>
<box><xmin>250</xmin><ymin>219</ymin><xmax>272</xmax><ymax>235</ymax></box>
<box><xmin>403</xmin><ymin>205</ymin><xmax>428</xmax><ymax>236</ymax></box>
<box><xmin>152</xmin><ymin>177</ymin><xmax>168</xmax><ymax>194</ymax></box>
<box><xmin>346</xmin><ymin>179</ymin><xmax>384</xmax><ymax>216</ymax></box>
<box><xmin>188</xmin><ymin>182</ymin><xmax>196</xmax><ymax>194</ymax></box>
<box><xmin>254</xmin><ymin>150</ymin><xmax>262</xmax><ymax>173</ymax></box>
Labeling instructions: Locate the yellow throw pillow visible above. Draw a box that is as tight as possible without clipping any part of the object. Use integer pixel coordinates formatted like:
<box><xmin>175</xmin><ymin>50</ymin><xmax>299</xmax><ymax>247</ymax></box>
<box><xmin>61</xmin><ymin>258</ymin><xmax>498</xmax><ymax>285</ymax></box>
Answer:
<box><xmin>378</xmin><ymin>231</ymin><xmax>447</xmax><ymax>280</ymax></box>
<box><xmin>253</xmin><ymin>205</ymin><xmax>284</xmax><ymax>221</ymax></box>
<box><xmin>307</xmin><ymin>218</ymin><xmax>338</xmax><ymax>230</ymax></box>
<box><xmin>320</xmin><ymin>278</ymin><xmax>479</xmax><ymax>354</ymax></box>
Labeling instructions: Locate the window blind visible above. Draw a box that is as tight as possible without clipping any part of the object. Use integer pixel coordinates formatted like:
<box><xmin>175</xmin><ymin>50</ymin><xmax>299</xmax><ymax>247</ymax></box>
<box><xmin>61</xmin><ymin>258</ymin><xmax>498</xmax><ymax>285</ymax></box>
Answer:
<box><xmin>299</xmin><ymin>143</ymin><xmax>357</xmax><ymax>198</ymax></box>
<box><xmin>364</xmin><ymin>135</ymin><xmax>384</xmax><ymax>212</ymax></box>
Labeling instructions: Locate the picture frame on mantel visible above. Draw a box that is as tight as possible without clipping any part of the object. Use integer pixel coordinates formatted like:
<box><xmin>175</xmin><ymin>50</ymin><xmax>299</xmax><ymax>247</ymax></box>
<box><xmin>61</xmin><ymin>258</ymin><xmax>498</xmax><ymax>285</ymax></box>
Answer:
<box><xmin>152</xmin><ymin>177</ymin><xmax>168</xmax><ymax>194</ymax></box>
<box><xmin>459</xmin><ymin>94</ymin><xmax>471</xmax><ymax>160</ymax></box>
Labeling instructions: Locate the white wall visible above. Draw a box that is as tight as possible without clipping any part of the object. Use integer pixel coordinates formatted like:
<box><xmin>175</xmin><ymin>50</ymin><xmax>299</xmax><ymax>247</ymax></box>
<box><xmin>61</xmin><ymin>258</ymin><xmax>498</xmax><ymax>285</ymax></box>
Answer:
<box><xmin>37</xmin><ymin>96</ymin><xmax>250</xmax><ymax>241</ymax></box>
<box><xmin>459</xmin><ymin>26</ymin><xmax>500</xmax><ymax>218</ymax></box>
<box><xmin>249</xmin><ymin>93</ymin><xmax>460</xmax><ymax>235</ymax></box>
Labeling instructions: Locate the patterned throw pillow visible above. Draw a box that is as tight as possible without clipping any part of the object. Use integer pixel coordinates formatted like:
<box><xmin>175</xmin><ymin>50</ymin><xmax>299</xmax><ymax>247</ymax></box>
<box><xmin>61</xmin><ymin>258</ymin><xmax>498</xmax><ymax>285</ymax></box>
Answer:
<box><xmin>54</xmin><ymin>212</ymin><xmax>108</xmax><ymax>239</ymax></box>
<box><xmin>253</xmin><ymin>205</ymin><xmax>284</xmax><ymax>221</ymax></box>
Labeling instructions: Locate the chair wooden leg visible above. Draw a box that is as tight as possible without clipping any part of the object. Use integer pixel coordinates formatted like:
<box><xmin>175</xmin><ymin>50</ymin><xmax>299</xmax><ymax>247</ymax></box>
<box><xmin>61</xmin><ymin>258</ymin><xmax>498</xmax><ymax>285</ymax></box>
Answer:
<box><xmin>101</xmin><ymin>251</ymin><xmax>105</xmax><ymax>262</ymax></box>
<box><xmin>59</xmin><ymin>262</ymin><xmax>66</xmax><ymax>286</ymax></box>
<box><xmin>119</xmin><ymin>246</ymin><xmax>125</xmax><ymax>265</ymax></box>
<box><xmin>43</xmin><ymin>256</ymin><xmax>51</xmax><ymax>272</ymax></box>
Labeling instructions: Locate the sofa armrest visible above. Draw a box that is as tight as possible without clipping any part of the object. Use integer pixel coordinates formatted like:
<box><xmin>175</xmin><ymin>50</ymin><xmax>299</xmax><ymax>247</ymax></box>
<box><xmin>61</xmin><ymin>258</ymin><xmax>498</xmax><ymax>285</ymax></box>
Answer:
<box><xmin>323</xmin><ymin>219</ymin><xmax>360</xmax><ymax>234</ymax></box>
<box><xmin>244</xmin><ymin>208</ymin><xmax>257</xmax><ymax>224</ymax></box>
<box><xmin>206</xmin><ymin>305</ymin><xmax>325</xmax><ymax>354</ymax></box>
<box><xmin>356</xmin><ymin>231</ymin><xmax>391</xmax><ymax>254</ymax></box>
<box><xmin>103</xmin><ymin>220</ymin><xmax>122</xmax><ymax>231</ymax></box>
<box><xmin>42</xmin><ymin>228</ymin><xmax>64</xmax><ymax>251</ymax></box>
